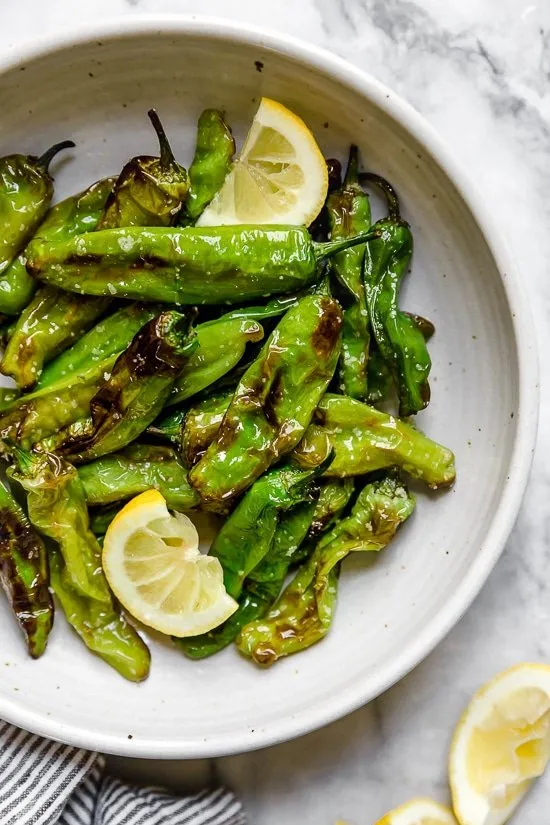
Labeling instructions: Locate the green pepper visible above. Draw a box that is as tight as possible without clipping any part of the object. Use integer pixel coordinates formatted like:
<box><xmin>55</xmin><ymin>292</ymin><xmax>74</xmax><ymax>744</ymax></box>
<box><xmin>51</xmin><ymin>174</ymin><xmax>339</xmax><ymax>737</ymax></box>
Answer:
<box><xmin>0</xmin><ymin>354</ymin><xmax>118</xmax><ymax>448</ymax></box>
<box><xmin>53</xmin><ymin>310</ymin><xmax>198</xmax><ymax>462</ymax></box>
<box><xmin>179</xmin><ymin>392</ymin><xmax>232</xmax><ymax>467</ymax></box>
<box><xmin>27</xmin><ymin>226</ymin><xmax>380</xmax><ymax>305</ymax></box>
<box><xmin>327</xmin><ymin>146</ymin><xmax>371</xmax><ymax>400</ymax></box>
<box><xmin>237</xmin><ymin>474</ymin><xmax>415</xmax><ymax>665</ymax></box>
<box><xmin>36</xmin><ymin>303</ymin><xmax>157</xmax><ymax>389</ymax></box>
<box><xmin>0</xmin><ymin>140</ymin><xmax>74</xmax><ymax>276</ymax></box>
<box><xmin>367</xmin><ymin>314</ymin><xmax>435</xmax><ymax>405</ymax></box>
<box><xmin>360</xmin><ymin>172</ymin><xmax>431</xmax><ymax>416</ymax></box>
<box><xmin>169</xmin><ymin>314</ymin><xmax>264</xmax><ymax>406</ymax></box>
<box><xmin>293</xmin><ymin>394</ymin><xmax>456</xmax><ymax>489</ymax></box>
<box><xmin>208</xmin><ymin>461</ymin><xmax>326</xmax><ymax>600</ymax></box>
<box><xmin>0</xmin><ymin>306</ymin><xmax>160</xmax><ymax>448</ymax></box>
<box><xmin>0</xmin><ymin>479</ymin><xmax>53</xmax><ymax>658</ymax></box>
<box><xmin>306</xmin><ymin>478</ymin><xmax>355</xmax><ymax>541</ymax></box>
<box><xmin>0</xmin><ymin>177</ymin><xmax>113</xmax><ymax>317</ymax></box>
<box><xmin>78</xmin><ymin>443</ymin><xmax>199</xmax><ymax>509</ymax></box>
<box><xmin>182</xmin><ymin>109</ymin><xmax>235</xmax><ymax>223</ymax></box>
<box><xmin>9</xmin><ymin>448</ymin><xmax>150</xmax><ymax>680</ymax></box>
<box><xmin>98</xmin><ymin>110</ymin><xmax>188</xmax><ymax>229</ymax></box>
<box><xmin>178</xmin><ymin>497</ymin><xmax>319</xmax><ymax>659</ymax></box>
<box><xmin>189</xmin><ymin>293</ymin><xmax>343</xmax><ymax>509</ymax></box>
<box><xmin>1</xmin><ymin>287</ymin><xmax>110</xmax><ymax>390</ymax></box>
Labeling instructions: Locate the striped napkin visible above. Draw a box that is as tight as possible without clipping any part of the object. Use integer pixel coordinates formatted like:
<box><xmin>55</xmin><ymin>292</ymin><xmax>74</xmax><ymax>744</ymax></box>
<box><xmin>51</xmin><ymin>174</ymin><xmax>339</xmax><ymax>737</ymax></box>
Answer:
<box><xmin>0</xmin><ymin>721</ymin><xmax>246</xmax><ymax>825</ymax></box>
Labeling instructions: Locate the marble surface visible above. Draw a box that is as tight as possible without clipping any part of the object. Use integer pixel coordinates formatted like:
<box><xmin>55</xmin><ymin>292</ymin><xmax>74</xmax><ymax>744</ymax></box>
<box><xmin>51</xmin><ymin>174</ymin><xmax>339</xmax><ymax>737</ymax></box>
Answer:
<box><xmin>1</xmin><ymin>0</ymin><xmax>550</xmax><ymax>822</ymax></box>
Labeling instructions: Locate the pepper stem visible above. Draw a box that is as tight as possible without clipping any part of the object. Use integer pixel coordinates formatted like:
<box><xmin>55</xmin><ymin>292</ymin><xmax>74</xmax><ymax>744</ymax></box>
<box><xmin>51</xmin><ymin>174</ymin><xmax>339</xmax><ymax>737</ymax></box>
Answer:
<box><xmin>344</xmin><ymin>145</ymin><xmax>359</xmax><ymax>187</ymax></box>
<box><xmin>314</xmin><ymin>228</ymin><xmax>381</xmax><ymax>261</ymax></box>
<box><xmin>359</xmin><ymin>172</ymin><xmax>401</xmax><ymax>219</ymax></box>
<box><xmin>36</xmin><ymin>140</ymin><xmax>76</xmax><ymax>172</ymax></box>
<box><xmin>147</xmin><ymin>108</ymin><xmax>176</xmax><ymax>169</ymax></box>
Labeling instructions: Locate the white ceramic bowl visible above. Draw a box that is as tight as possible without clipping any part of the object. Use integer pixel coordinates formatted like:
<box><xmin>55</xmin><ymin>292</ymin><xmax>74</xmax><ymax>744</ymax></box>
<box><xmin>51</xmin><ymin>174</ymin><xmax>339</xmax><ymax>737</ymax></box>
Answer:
<box><xmin>0</xmin><ymin>16</ymin><xmax>538</xmax><ymax>758</ymax></box>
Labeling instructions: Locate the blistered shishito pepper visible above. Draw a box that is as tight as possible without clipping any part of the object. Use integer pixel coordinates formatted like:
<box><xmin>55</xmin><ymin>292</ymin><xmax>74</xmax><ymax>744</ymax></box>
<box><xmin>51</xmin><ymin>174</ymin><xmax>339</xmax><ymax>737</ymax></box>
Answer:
<box><xmin>293</xmin><ymin>394</ymin><xmax>456</xmax><ymax>489</ymax></box>
<box><xmin>367</xmin><ymin>313</ymin><xmax>435</xmax><ymax>405</ymax></box>
<box><xmin>182</xmin><ymin>109</ymin><xmax>235</xmax><ymax>223</ymax></box>
<box><xmin>327</xmin><ymin>146</ymin><xmax>371</xmax><ymax>400</ymax></box>
<box><xmin>78</xmin><ymin>443</ymin><xmax>199</xmax><ymax>509</ymax></box>
<box><xmin>53</xmin><ymin>310</ymin><xmax>198</xmax><ymax>462</ymax></box>
<box><xmin>237</xmin><ymin>474</ymin><xmax>415</xmax><ymax>665</ymax></box>
<box><xmin>178</xmin><ymin>497</ymin><xmax>319</xmax><ymax>659</ymax></box>
<box><xmin>0</xmin><ymin>140</ymin><xmax>74</xmax><ymax>276</ymax></box>
<box><xmin>1</xmin><ymin>286</ymin><xmax>110</xmax><ymax>389</ymax></box>
<box><xmin>0</xmin><ymin>177</ymin><xmax>113</xmax><ymax>316</ymax></box>
<box><xmin>169</xmin><ymin>314</ymin><xmax>264</xmax><ymax>406</ymax></box>
<box><xmin>27</xmin><ymin>226</ymin><xmax>380</xmax><ymax>305</ymax></box>
<box><xmin>0</xmin><ymin>306</ymin><xmax>155</xmax><ymax>447</ymax></box>
<box><xmin>207</xmin><ymin>462</ymin><xmax>326</xmax><ymax>599</ymax></box>
<box><xmin>360</xmin><ymin>172</ymin><xmax>431</xmax><ymax>416</ymax></box>
<box><xmin>306</xmin><ymin>478</ymin><xmax>355</xmax><ymax>542</ymax></box>
<box><xmin>9</xmin><ymin>448</ymin><xmax>150</xmax><ymax>680</ymax></box>
<box><xmin>189</xmin><ymin>293</ymin><xmax>343</xmax><ymax>509</ymax></box>
<box><xmin>0</xmin><ymin>480</ymin><xmax>53</xmax><ymax>658</ymax></box>
<box><xmin>0</xmin><ymin>354</ymin><xmax>118</xmax><ymax>448</ymax></box>
<box><xmin>36</xmin><ymin>303</ymin><xmax>157</xmax><ymax>389</ymax></box>
<box><xmin>98</xmin><ymin>110</ymin><xmax>189</xmax><ymax>229</ymax></box>
<box><xmin>179</xmin><ymin>392</ymin><xmax>232</xmax><ymax>467</ymax></box>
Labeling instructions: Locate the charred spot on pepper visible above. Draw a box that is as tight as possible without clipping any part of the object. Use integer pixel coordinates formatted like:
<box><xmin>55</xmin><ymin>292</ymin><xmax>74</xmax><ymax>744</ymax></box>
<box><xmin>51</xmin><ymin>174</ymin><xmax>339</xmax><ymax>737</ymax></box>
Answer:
<box><xmin>262</xmin><ymin>369</ymin><xmax>284</xmax><ymax>428</ymax></box>
<box><xmin>65</xmin><ymin>252</ymin><xmax>103</xmax><ymax>266</ymax></box>
<box><xmin>311</xmin><ymin>299</ymin><xmax>343</xmax><ymax>360</ymax></box>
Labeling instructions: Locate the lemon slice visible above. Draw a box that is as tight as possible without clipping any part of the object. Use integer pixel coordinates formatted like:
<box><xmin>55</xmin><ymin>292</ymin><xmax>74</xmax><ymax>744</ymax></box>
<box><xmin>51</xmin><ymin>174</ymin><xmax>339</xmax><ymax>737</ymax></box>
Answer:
<box><xmin>102</xmin><ymin>490</ymin><xmax>238</xmax><ymax>637</ymax></box>
<box><xmin>197</xmin><ymin>97</ymin><xmax>328</xmax><ymax>226</ymax></box>
<box><xmin>449</xmin><ymin>663</ymin><xmax>550</xmax><ymax>825</ymax></box>
<box><xmin>374</xmin><ymin>797</ymin><xmax>458</xmax><ymax>825</ymax></box>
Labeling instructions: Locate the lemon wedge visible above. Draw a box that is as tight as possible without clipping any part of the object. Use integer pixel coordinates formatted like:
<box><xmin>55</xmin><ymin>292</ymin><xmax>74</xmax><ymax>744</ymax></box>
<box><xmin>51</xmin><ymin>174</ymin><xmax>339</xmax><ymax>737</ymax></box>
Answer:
<box><xmin>374</xmin><ymin>797</ymin><xmax>458</xmax><ymax>825</ymax></box>
<box><xmin>102</xmin><ymin>490</ymin><xmax>237</xmax><ymax>637</ymax></box>
<box><xmin>197</xmin><ymin>97</ymin><xmax>328</xmax><ymax>227</ymax></box>
<box><xmin>449</xmin><ymin>663</ymin><xmax>550</xmax><ymax>825</ymax></box>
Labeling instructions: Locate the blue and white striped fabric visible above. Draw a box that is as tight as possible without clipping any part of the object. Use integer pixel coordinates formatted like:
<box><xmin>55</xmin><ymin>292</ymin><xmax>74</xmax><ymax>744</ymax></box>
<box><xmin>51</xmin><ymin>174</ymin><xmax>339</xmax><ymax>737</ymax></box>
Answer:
<box><xmin>0</xmin><ymin>721</ymin><xmax>246</xmax><ymax>825</ymax></box>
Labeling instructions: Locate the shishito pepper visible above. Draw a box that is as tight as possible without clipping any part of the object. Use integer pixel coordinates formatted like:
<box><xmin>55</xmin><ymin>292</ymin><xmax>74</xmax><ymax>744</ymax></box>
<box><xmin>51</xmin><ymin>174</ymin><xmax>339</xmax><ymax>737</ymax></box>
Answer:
<box><xmin>98</xmin><ymin>109</ymin><xmax>189</xmax><ymax>229</ymax></box>
<box><xmin>237</xmin><ymin>474</ymin><xmax>415</xmax><ymax>665</ymax></box>
<box><xmin>78</xmin><ymin>443</ymin><xmax>199</xmax><ymax>509</ymax></box>
<box><xmin>189</xmin><ymin>292</ymin><xmax>343</xmax><ymax>509</ymax></box>
<box><xmin>1</xmin><ymin>286</ymin><xmax>110</xmax><ymax>390</ymax></box>
<box><xmin>9</xmin><ymin>448</ymin><xmax>150</xmax><ymax>681</ymax></box>
<box><xmin>327</xmin><ymin>145</ymin><xmax>371</xmax><ymax>400</ymax></box>
<box><xmin>36</xmin><ymin>303</ymin><xmax>157</xmax><ymax>390</ymax></box>
<box><xmin>360</xmin><ymin>172</ymin><xmax>431</xmax><ymax>416</ymax></box>
<box><xmin>207</xmin><ymin>461</ymin><xmax>328</xmax><ymax>600</ymax></box>
<box><xmin>0</xmin><ymin>306</ymin><xmax>157</xmax><ymax>448</ymax></box>
<box><xmin>52</xmin><ymin>310</ymin><xmax>198</xmax><ymax>462</ymax></box>
<box><xmin>27</xmin><ymin>226</ymin><xmax>380</xmax><ymax>305</ymax></box>
<box><xmin>0</xmin><ymin>355</ymin><xmax>118</xmax><ymax>448</ymax></box>
<box><xmin>182</xmin><ymin>109</ymin><xmax>235</xmax><ymax>223</ymax></box>
<box><xmin>179</xmin><ymin>392</ymin><xmax>232</xmax><ymax>467</ymax></box>
<box><xmin>178</xmin><ymin>498</ymin><xmax>319</xmax><ymax>659</ymax></box>
<box><xmin>0</xmin><ymin>139</ymin><xmax>74</xmax><ymax>276</ymax></box>
<box><xmin>179</xmin><ymin>473</ymin><xmax>353</xmax><ymax>659</ymax></box>
<box><xmin>0</xmin><ymin>480</ymin><xmax>53</xmax><ymax>658</ymax></box>
<box><xmin>0</xmin><ymin>177</ymin><xmax>113</xmax><ymax>317</ymax></box>
<box><xmin>293</xmin><ymin>394</ymin><xmax>456</xmax><ymax>488</ymax></box>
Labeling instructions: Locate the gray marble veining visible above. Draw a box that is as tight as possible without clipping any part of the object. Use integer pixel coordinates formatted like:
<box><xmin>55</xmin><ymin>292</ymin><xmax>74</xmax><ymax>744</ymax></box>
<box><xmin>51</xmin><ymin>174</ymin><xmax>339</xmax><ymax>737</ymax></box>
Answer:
<box><xmin>1</xmin><ymin>0</ymin><xmax>549</xmax><ymax>822</ymax></box>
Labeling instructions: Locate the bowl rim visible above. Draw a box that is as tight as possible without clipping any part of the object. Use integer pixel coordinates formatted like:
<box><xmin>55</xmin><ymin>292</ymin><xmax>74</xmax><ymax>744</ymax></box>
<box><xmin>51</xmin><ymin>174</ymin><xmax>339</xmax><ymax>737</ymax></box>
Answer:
<box><xmin>0</xmin><ymin>13</ymin><xmax>539</xmax><ymax>759</ymax></box>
